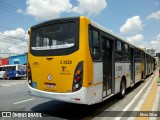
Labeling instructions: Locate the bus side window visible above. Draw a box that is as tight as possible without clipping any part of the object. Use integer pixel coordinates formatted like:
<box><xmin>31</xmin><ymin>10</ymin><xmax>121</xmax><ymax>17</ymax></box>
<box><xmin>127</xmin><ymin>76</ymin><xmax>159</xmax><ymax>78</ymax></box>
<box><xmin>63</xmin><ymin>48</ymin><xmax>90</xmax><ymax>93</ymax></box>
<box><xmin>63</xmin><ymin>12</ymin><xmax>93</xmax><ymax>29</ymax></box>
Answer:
<box><xmin>124</xmin><ymin>44</ymin><xmax>129</xmax><ymax>53</ymax></box>
<box><xmin>89</xmin><ymin>29</ymin><xmax>101</xmax><ymax>61</ymax></box>
<box><xmin>11</xmin><ymin>66</ymin><xmax>16</xmax><ymax>70</ymax></box>
<box><xmin>2</xmin><ymin>67</ymin><xmax>5</xmax><ymax>71</ymax></box>
<box><xmin>116</xmin><ymin>40</ymin><xmax>122</xmax><ymax>51</ymax></box>
<box><xmin>7</xmin><ymin>67</ymin><xmax>10</xmax><ymax>71</ymax></box>
<box><xmin>115</xmin><ymin>40</ymin><xmax>123</xmax><ymax>62</ymax></box>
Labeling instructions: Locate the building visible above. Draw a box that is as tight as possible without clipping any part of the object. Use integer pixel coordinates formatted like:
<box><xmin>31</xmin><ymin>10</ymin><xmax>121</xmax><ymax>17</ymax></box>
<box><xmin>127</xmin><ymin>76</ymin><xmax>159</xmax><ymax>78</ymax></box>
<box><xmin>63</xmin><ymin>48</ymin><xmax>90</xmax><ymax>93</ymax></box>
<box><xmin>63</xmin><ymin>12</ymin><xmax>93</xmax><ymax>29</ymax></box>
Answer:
<box><xmin>0</xmin><ymin>58</ymin><xmax>9</xmax><ymax>66</ymax></box>
<box><xmin>9</xmin><ymin>54</ymin><xmax>27</xmax><ymax>65</ymax></box>
<box><xmin>146</xmin><ymin>48</ymin><xmax>156</xmax><ymax>56</ymax></box>
<box><xmin>156</xmin><ymin>53</ymin><xmax>160</xmax><ymax>59</ymax></box>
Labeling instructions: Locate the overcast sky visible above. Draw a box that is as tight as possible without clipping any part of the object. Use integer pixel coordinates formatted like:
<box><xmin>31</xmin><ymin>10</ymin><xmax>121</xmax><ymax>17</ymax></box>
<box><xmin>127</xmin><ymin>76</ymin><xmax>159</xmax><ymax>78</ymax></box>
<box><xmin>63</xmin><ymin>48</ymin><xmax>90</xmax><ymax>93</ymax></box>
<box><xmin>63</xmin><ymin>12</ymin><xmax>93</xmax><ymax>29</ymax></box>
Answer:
<box><xmin>0</xmin><ymin>0</ymin><xmax>160</xmax><ymax>58</ymax></box>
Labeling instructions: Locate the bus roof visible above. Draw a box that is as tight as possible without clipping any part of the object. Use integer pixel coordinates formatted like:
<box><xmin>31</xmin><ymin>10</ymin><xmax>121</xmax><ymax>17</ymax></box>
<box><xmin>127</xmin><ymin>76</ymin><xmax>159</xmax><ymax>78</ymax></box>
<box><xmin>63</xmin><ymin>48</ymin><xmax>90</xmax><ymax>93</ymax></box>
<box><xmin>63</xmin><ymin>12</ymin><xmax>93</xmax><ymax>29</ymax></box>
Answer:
<box><xmin>30</xmin><ymin>16</ymin><xmax>79</xmax><ymax>30</ymax></box>
<box><xmin>90</xmin><ymin>20</ymin><xmax>144</xmax><ymax>51</ymax></box>
<box><xmin>30</xmin><ymin>16</ymin><xmax>154</xmax><ymax>57</ymax></box>
<box><xmin>90</xmin><ymin>18</ymin><xmax>154</xmax><ymax>57</ymax></box>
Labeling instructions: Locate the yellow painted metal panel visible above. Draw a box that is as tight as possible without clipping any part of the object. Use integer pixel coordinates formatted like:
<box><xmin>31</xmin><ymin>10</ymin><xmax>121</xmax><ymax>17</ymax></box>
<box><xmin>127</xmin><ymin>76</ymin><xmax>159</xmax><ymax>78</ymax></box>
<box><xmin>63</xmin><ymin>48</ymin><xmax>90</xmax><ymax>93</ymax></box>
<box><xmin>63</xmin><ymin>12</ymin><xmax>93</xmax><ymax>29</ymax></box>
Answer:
<box><xmin>28</xmin><ymin>16</ymin><xmax>94</xmax><ymax>92</ymax></box>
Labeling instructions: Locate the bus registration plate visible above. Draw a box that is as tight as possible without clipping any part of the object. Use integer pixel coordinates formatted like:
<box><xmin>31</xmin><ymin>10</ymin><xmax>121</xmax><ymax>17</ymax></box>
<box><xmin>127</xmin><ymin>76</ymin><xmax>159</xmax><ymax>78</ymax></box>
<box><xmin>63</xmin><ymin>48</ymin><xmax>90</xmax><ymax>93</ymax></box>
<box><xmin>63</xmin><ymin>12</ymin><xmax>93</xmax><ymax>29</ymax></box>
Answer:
<box><xmin>44</xmin><ymin>83</ymin><xmax>56</xmax><ymax>89</ymax></box>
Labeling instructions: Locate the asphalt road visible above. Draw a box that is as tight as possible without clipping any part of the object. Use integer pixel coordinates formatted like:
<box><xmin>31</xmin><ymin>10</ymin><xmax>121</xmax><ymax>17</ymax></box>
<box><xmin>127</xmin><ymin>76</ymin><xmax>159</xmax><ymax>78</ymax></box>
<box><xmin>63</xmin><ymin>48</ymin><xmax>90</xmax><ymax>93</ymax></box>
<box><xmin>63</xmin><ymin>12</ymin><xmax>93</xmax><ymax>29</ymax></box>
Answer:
<box><xmin>0</xmin><ymin>70</ymin><xmax>159</xmax><ymax>120</ymax></box>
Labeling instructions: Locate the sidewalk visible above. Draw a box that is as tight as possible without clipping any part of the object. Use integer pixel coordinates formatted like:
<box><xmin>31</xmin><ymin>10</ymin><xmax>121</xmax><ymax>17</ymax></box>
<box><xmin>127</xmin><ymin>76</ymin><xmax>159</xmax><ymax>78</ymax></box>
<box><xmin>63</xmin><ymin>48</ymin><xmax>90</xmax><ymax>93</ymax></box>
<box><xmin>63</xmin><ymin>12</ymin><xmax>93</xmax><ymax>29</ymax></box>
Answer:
<box><xmin>157</xmin><ymin>76</ymin><xmax>160</xmax><ymax>120</ymax></box>
<box><xmin>95</xmin><ymin>70</ymin><xmax>160</xmax><ymax>120</ymax></box>
<box><xmin>135</xmin><ymin>70</ymin><xmax>160</xmax><ymax>120</ymax></box>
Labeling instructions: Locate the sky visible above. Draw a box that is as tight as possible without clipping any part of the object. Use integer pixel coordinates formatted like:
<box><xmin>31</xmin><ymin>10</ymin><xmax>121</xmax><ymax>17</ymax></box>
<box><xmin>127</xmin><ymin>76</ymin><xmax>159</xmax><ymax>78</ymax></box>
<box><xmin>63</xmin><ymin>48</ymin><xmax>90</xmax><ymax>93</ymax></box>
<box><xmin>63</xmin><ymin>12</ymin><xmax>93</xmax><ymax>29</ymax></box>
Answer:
<box><xmin>0</xmin><ymin>0</ymin><xmax>160</xmax><ymax>58</ymax></box>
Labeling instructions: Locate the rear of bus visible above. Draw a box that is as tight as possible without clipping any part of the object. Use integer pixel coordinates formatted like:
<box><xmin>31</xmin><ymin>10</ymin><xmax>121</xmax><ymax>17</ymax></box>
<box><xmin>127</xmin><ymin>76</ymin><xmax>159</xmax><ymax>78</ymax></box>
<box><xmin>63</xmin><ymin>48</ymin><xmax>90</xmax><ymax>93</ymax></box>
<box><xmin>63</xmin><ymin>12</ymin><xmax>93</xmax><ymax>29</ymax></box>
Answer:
<box><xmin>16</xmin><ymin>65</ymin><xmax>26</xmax><ymax>78</ymax></box>
<box><xmin>28</xmin><ymin>16</ymin><xmax>94</xmax><ymax>104</ymax></box>
<box><xmin>0</xmin><ymin>66</ymin><xmax>5</xmax><ymax>79</ymax></box>
<box><xmin>5</xmin><ymin>65</ymin><xmax>26</xmax><ymax>79</ymax></box>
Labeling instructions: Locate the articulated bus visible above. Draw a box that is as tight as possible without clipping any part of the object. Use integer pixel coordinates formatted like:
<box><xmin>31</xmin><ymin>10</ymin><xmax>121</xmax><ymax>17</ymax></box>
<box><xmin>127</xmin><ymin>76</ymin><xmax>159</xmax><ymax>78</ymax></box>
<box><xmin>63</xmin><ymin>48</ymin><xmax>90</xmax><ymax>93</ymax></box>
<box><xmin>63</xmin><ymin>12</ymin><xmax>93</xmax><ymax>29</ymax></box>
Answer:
<box><xmin>0</xmin><ymin>64</ymin><xmax>26</xmax><ymax>79</ymax></box>
<box><xmin>28</xmin><ymin>16</ymin><xmax>155</xmax><ymax>105</ymax></box>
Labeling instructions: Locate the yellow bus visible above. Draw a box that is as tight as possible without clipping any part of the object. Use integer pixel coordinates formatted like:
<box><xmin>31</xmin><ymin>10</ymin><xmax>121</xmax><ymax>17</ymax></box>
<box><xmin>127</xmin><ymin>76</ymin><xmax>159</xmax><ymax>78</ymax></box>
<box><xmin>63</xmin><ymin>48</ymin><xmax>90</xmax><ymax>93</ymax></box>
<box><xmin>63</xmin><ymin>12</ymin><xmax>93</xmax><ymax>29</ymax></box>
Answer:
<box><xmin>28</xmin><ymin>16</ymin><xmax>155</xmax><ymax>105</ymax></box>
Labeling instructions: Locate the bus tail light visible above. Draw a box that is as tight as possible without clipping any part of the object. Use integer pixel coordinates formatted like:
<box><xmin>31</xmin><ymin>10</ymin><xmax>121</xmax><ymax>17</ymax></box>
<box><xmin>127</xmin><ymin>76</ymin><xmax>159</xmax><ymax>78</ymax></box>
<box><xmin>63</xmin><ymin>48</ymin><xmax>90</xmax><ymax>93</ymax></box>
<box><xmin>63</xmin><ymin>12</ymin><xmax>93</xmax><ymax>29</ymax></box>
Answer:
<box><xmin>28</xmin><ymin>63</ymin><xmax>32</xmax><ymax>87</ymax></box>
<box><xmin>75</xmin><ymin>76</ymin><xmax>81</xmax><ymax>82</ymax></box>
<box><xmin>75</xmin><ymin>98</ymin><xmax>80</xmax><ymax>101</ymax></box>
<box><xmin>72</xmin><ymin>61</ymin><xmax>83</xmax><ymax>92</ymax></box>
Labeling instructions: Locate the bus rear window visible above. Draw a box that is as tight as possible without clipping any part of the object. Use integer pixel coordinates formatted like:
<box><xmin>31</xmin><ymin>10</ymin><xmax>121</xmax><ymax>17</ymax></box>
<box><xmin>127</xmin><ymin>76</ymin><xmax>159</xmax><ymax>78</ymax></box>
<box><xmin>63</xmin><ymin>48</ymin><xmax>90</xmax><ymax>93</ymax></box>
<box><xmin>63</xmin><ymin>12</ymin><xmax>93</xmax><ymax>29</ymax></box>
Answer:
<box><xmin>31</xmin><ymin>22</ymin><xmax>77</xmax><ymax>50</ymax></box>
<box><xmin>30</xmin><ymin>21</ymin><xmax>79</xmax><ymax>56</ymax></box>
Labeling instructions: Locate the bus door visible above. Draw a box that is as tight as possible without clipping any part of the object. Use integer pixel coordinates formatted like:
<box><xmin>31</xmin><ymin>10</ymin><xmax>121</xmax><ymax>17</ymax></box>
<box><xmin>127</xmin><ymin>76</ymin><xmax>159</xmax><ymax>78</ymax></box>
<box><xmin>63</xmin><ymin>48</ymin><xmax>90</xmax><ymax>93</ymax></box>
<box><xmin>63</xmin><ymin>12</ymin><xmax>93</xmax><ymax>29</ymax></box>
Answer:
<box><xmin>143</xmin><ymin>53</ymin><xmax>146</xmax><ymax>78</ymax></box>
<box><xmin>130</xmin><ymin>48</ymin><xmax>135</xmax><ymax>83</ymax></box>
<box><xmin>102</xmin><ymin>37</ymin><xmax>113</xmax><ymax>97</ymax></box>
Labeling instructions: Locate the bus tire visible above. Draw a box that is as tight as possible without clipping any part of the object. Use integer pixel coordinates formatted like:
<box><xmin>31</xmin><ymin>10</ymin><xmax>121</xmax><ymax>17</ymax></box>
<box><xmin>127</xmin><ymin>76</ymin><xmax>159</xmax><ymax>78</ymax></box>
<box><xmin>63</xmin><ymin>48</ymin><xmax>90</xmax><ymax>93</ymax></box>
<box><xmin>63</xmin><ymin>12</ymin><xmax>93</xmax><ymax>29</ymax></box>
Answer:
<box><xmin>141</xmin><ymin>71</ymin><xmax>143</xmax><ymax>79</ymax></box>
<box><xmin>149</xmin><ymin>69</ymin><xmax>150</xmax><ymax>76</ymax></box>
<box><xmin>119</xmin><ymin>79</ymin><xmax>126</xmax><ymax>99</ymax></box>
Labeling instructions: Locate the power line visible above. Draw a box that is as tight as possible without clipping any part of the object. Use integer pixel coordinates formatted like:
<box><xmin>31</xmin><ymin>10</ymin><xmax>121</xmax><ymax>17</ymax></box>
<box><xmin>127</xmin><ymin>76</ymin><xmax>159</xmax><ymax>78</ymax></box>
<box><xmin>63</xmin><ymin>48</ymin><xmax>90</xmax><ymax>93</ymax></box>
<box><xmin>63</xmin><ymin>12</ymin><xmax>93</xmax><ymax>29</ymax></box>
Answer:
<box><xmin>0</xmin><ymin>25</ymin><xmax>14</xmax><ymax>30</ymax></box>
<box><xmin>0</xmin><ymin>52</ymin><xmax>19</xmax><ymax>54</ymax></box>
<box><xmin>1</xmin><ymin>35</ymin><xmax>28</xmax><ymax>41</ymax></box>
<box><xmin>0</xmin><ymin>34</ymin><xmax>28</xmax><ymax>43</ymax></box>
<box><xmin>0</xmin><ymin>2</ymin><xmax>45</xmax><ymax>52</ymax></box>
<box><xmin>0</xmin><ymin>1</ymin><xmax>18</xmax><ymax>10</ymax></box>
<box><xmin>0</xmin><ymin>38</ymin><xmax>28</xmax><ymax>44</ymax></box>
<box><xmin>0</xmin><ymin>36</ymin><xmax>28</xmax><ymax>46</ymax></box>
<box><xmin>0</xmin><ymin>40</ymin><xmax>28</xmax><ymax>46</ymax></box>
<box><xmin>0</xmin><ymin>1</ymin><xmax>46</xmax><ymax>22</ymax></box>
<box><xmin>0</xmin><ymin>27</ymin><xmax>28</xmax><ymax>46</ymax></box>
<box><xmin>0</xmin><ymin>26</ymin><xmax>28</xmax><ymax>43</ymax></box>
<box><xmin>0</xmin><ymin>5</ymin><xmax>35</xmax><ymax>22</ymax></box>
<box><xmin>0</xmin><ymin>39</ymin><xmax>28</xmax><ymax>45</ymax></box>
<box><xmin>0</xmin><ymin>1</ymin><xmax>46</xmax><ymax>21</ymax></box>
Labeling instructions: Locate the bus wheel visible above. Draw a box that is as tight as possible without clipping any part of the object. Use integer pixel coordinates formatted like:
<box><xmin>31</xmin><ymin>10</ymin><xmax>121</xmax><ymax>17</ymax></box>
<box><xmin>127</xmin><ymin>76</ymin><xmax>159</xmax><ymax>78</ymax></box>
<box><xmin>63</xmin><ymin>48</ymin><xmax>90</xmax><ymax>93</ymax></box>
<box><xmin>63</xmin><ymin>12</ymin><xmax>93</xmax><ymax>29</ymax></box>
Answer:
<box><xmin>119</xmin><ymin>79</ymin><xmax>126</xmax><ymax>99</ymax></box>
<box><xmin>141</xmin><ymin>71</ymin><xmax>143</xmax><ymax>80</ymax></box>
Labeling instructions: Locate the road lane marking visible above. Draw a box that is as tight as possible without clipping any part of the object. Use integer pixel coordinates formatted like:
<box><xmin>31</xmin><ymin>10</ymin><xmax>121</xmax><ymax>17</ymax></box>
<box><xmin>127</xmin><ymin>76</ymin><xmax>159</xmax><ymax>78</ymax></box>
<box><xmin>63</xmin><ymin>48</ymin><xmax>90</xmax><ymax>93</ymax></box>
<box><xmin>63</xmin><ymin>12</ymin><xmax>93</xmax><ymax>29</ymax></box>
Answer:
<box><xmin>115</xmin><ymin>71</ymin><xmax>158</xmax><ymax>120</ymax></box>
<box><xmin>14</xmin><ymin>99</ymin><xmax>34</xmax><ymax>105</ymax></box>
<box><xmin>0</xmin><ymin>82</ymin><xmax>27</xmax><ymax>87</ymax></box>
<box><xmin>0</xmin><ymin>84</ymin><xmax>11</xmax><ymax>86</ymax></box>
<box><xmin>8</xmin><ymin>82</ymin><xmax>26</xmax><ymax>84</ymax></box>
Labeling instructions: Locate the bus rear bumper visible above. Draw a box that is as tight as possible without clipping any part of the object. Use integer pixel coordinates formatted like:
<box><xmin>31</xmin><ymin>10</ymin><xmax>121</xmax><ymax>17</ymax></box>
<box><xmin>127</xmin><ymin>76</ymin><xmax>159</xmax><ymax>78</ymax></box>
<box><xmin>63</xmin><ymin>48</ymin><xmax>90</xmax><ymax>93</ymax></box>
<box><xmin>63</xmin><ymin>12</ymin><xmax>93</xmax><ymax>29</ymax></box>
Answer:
<box><xmin>16</xmin><ymin>74</ymin><xmax>26</xmax><ymax>78</ymax></box>
<box><xmin>28</xmin><ymin>84</ymin><xmax>88</xmax><ymax>104</ymax></box>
